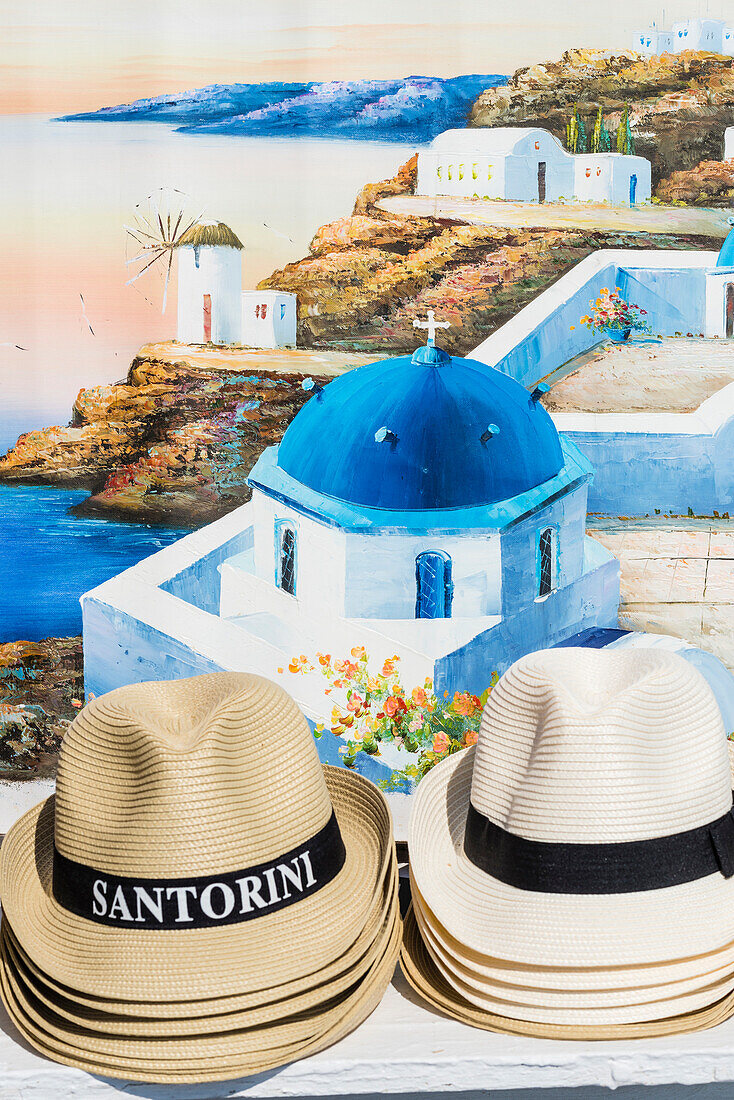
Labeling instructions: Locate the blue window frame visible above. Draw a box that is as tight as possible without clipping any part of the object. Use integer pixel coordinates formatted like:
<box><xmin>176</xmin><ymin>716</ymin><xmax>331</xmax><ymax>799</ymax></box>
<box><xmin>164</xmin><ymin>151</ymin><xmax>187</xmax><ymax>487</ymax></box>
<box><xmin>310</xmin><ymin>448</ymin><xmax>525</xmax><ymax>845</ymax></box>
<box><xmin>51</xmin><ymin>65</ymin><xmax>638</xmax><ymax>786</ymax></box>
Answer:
<box><xmin>538</xmin><ymin>527</ymin><xmax>555</xmax><ymax>597</ymax></box>
<box><xmin>415</xmin><ymin>550</ymin><xmax>454</xmax><ymax>619</ymax></box>
<box><xmin>275</xmin><ymin>521</ymin><xmax>297</xmax><ymax>596</ymax></box>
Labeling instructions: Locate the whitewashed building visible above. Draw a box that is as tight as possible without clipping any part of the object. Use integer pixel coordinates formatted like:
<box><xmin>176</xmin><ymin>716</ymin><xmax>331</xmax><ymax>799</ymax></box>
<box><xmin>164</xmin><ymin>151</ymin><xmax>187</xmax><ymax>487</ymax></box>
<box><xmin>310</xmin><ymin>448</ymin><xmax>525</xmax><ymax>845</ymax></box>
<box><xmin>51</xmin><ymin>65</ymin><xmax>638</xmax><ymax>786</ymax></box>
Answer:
<box><xmin>242</xmin><ymin>291</ymin><xmax>297</xmax><ymax>349</ymax></box>
<box><xmin>635</xmin><ymin>18</ymin><xmax>733</xmax><ymax>55</ymax></box>
<box><xmin>175</xmin><ymin>221</ymin><xmax>244</xmax><ymax>345</ymax></box>
<box><xmin>633</xmin><ymin>28</ymin><xmax>675</xmax><ymax>55</ymax></box>
<box><xmin>416</xmin><ymin>128</ymin><xmax>651</xmax><ymax>206</ymax></box>
<box><xmin>725</xmin><ymin>127</ymin><xmax>734</xmax><ymax>161</ymax></box>
<box><xmin>671</xmin><ymin>18</ymin><xmax>726</xmax><ymax>52</ymax></box>
<box><xmin>573</xmin><ymin>154</ymin><xmax>651</xmax><ymax>206</ymax></box>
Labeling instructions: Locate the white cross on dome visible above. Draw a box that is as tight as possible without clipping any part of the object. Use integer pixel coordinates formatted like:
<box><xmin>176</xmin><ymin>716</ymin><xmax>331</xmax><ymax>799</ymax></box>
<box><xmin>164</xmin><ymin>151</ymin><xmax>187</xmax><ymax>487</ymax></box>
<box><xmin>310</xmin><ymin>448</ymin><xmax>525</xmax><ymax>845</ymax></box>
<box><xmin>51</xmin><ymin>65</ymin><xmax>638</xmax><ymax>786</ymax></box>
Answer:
<box><xmin>413</xmin><ymin>309</ymin><xmax>450</xmax><ymax>347</ymax></box>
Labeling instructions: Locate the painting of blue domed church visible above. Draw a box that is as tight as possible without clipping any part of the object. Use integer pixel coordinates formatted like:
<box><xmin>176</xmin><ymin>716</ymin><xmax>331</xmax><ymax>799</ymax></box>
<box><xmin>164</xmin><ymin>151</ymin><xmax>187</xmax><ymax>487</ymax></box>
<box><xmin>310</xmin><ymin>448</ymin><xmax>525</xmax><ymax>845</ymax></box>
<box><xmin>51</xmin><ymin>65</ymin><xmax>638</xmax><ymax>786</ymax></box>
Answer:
<box><xmin>81</xmin><ymin>223</ymin><xmax>734</xmax><ymax>799</ymax></box>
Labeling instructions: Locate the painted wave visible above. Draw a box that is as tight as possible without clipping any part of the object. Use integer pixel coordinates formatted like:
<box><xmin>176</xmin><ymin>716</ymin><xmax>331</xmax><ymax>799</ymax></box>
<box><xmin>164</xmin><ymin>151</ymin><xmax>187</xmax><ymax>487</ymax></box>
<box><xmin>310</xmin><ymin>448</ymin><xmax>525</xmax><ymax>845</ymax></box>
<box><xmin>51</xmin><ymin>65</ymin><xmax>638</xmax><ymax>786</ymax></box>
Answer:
<box><xmin>61</xmin><ymin>75</ymin><xmax>506</xmax><ymax>142</ymax></box>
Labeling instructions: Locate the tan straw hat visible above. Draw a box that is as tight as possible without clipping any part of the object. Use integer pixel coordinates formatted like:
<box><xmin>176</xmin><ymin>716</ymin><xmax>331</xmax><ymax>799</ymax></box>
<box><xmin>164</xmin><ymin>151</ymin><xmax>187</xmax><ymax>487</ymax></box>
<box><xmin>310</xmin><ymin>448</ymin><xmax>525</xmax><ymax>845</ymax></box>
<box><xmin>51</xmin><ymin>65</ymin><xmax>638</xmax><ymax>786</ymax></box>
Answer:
<box><xmin>404</xmin><ymin>648</ymin><xmax>734</xmax><ymax>1033</ymax></box>
<box><xmin>0</xmin><ymin>673</ymin><xmax>400</xmax><ymax>1081</ymax></box>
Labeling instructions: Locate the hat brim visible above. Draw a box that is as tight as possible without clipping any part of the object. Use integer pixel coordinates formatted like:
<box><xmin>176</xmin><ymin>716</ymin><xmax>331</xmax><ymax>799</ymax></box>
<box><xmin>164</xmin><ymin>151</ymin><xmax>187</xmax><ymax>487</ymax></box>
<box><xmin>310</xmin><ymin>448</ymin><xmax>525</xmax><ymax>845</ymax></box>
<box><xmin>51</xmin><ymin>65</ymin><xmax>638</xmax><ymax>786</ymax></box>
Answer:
<box><xmin>412</xmin><ymin>896</ymin><xmax>734</xmax><ymax>1024</ymax></box>
<box><xmin>400</xmin><ymin>906</ymin><xmax>734</xmax><ymax>1040</ymax></box>
<box><xmin>411</xmin><ymin>878</ymin><xmax>734</xmax><ymax>995</ymax></box>
<box><xmin>1</xmin><ymin>767</ymin><xmax>392</xmax><ymax>1002</ymax></box>
<box><xmin>1</xmin><ymin>846</ymin><xmax>397</xmax><ymax>1022</ymax></box>
<box><xmin>0</xmin><ymin>898</ymin><xmax>402</xmax><ymax>1083</ymax></box>
<box><xmin>409</xmin><ymin>747</ymin><xmax>734</xmax><ymax>969</ymax></box>
<box><xmin>0</xmin><ymin>861</ymin><xmax>398</xmax><ymax>1038</ymax></box>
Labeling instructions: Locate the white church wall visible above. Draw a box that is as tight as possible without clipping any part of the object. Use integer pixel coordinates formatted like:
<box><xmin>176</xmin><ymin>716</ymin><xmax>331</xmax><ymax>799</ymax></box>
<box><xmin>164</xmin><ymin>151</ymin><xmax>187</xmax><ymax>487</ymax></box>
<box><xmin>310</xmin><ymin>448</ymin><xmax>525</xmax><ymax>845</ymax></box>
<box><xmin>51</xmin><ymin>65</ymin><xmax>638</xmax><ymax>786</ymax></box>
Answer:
<box><xmin>573</xmin><ymin>156</ymin><xmax>651</xmax><ymax>206</ymax></box>
<box><xmin>251</xmin><ymin>489</ymin><xmax>347</xmax><ymax>615</ymax></box>
<box><xmin>671</xmin><ymin>19</ymin><xmax>724</xmax><ymax>52</ymax></box>
<box><xmin>416</xmin><ymin>153</ymin><xmax>506</xmax><ymax>199</ymax></box>
<box><xmin>503</xmin><ymin>153</ymin><xmax>574</xmax><ymax>202</ymax></box>
<box><xmin>343</xmin><ymin>531</ymin><xmax>503</xmax><ymax>619</ymax></box>
<box><xmin>242</xmin><ymin>291</ymin><xmax>297</xmax><ymax>349</ymax></box>
<box><xmin>416</xmin><ymin>129</ymin><xmax>648</xmax><ymax>205</ymax></box>
<box><xmin>725</xmin><ymin>127</ymin><xmax>734</xmax><ymax>161</ymax></box>
<box><xmin>499</xmin><ymin>485</ymin><xmax>588</xmax><ymax>620</ymax></box>
<box><xmin>177</xmin><ymin>245</ymin><xmax>242</xmax><ymax>345</ymax></box>
<box><xmin>705</xmin><ymin>271</ymin><xmax>734</xmax><ymax>337</ymax></box>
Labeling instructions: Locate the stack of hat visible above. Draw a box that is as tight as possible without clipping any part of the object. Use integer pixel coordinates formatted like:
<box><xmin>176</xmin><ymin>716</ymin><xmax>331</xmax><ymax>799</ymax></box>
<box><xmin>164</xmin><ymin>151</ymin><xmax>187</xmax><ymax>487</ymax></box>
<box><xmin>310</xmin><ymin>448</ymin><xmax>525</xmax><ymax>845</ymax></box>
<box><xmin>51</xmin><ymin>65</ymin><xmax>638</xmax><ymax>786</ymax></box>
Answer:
<box><xmin>0</xmin><ymin>673</ymin><xmax>400</xmax><ymax>1083</ymax></box>
<box><xmin>402</xmin><ymin>648</ymin><xmax>734</xmax><ymax>1038</ymax></box>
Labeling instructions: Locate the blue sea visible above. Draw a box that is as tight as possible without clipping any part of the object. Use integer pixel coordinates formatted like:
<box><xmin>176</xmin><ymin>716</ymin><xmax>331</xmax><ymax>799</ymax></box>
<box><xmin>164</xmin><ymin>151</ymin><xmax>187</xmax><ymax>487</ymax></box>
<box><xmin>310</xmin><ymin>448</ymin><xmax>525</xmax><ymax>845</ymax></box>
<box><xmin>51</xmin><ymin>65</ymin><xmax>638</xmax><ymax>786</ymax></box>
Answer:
<box><xmin>0</xmin><ymin>117</ymin><xmax>420</xmax><ymax>643</ymax></box>
<box><xmin>0</xmin><ymin>485</ymin><xmax>186</xmax><ymax>642</ymax></box>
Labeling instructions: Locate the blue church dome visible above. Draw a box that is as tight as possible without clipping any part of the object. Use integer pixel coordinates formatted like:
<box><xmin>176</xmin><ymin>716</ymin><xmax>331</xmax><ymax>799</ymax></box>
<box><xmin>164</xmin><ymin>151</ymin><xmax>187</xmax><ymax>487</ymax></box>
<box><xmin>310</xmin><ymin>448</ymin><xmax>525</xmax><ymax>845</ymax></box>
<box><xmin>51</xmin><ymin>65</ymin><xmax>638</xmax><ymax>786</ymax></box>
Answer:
<box><xmin>276</xmin><ymin>346</ymin><xmax>564</xmax><ymax>511</ymax></box>
<box><xmin>716</xmin><ymin>220</ymin><xmax>734</xmax><ymax>269</ymax></box>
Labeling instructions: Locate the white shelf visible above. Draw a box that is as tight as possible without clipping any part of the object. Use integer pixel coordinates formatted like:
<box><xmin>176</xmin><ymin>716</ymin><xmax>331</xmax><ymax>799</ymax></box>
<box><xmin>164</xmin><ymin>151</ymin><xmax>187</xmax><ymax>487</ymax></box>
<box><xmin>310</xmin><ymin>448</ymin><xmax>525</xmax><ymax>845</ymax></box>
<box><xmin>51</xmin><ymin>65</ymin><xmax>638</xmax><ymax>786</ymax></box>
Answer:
<box><xmin>4</xmin><ymin>969</ymin><xmax>734</xmax><ymax>1099</ymax></box>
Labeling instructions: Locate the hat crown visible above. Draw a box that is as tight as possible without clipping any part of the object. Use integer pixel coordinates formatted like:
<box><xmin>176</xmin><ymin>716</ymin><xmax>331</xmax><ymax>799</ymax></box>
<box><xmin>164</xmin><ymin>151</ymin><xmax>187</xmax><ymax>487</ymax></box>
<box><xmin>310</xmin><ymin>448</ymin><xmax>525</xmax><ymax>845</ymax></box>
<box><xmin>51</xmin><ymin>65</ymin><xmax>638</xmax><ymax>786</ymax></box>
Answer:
<box><xmin>470</xmin><ymin>648</ymin><xmax>730</xmax><ymax>844</ymax></box>
<box><xmin>54</xmin><ymin>673</ymin><xmax>333</xmax><ymax>877</ymax></box>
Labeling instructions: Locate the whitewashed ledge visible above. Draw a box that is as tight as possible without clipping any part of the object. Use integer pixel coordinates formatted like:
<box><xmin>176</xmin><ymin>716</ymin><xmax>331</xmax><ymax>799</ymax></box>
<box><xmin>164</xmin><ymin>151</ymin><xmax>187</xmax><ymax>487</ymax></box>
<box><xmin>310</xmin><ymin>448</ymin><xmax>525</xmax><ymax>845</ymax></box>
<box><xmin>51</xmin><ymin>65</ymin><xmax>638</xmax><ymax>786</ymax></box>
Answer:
<box><xmin>4</xmin><ymin>970</ymin><xmax>734</xmax><ymax>1099</ymax></box>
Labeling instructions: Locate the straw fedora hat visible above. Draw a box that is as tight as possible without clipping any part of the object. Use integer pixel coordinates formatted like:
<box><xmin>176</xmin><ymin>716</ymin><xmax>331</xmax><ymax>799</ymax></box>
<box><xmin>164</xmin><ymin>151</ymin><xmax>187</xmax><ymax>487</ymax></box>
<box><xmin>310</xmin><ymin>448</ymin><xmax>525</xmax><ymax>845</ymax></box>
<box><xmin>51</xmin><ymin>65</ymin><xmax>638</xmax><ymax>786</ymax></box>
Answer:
<box><xmin>404</xmin><ymin>648</ymin><xmax>734</xmax><ymax>1032</ymax></box>
<box><xmin>0</xmin><ymin>673</ymin><xmax>400</xmax><ymax>1081</ymax></box>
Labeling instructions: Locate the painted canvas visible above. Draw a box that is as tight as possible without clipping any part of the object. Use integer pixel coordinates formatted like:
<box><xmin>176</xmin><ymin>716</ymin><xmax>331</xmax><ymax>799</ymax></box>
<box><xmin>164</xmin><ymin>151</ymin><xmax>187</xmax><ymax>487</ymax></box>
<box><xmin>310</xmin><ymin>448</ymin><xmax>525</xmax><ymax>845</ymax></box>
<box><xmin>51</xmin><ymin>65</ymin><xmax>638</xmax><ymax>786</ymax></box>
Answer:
<box><xmin>3</xmin><ymin>1</ymin><xmax>734</xmax><ymax>816</ymax></box>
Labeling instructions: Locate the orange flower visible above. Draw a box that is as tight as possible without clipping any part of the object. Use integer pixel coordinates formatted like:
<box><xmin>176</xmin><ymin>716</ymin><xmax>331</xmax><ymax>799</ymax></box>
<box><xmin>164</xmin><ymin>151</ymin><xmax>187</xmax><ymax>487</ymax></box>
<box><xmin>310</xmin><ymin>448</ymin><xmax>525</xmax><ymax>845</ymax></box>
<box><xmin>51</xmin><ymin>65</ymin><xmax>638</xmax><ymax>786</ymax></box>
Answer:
<box><xmin>600</xmin><ymin>287</ymin><xmax>609</xmax><ymax>295</ymax></box>
<box><xmin>384</xmin><ymin>696</ymin><xmax>399</xmax><ymax>717</ymax></box>
<box><xmin>347</xmin><ymin>694</ymin><xmax>363</xmax><ymax>713</ymax></box>
<box><xmin>463</xmin><ymin>729</ymin><xmax>478</xmax><ymax>747</ymax></box>
<box><xmin>318</xmin><ymin>652</ymin><xmax>331</xmax><ymax>666</ymax></box>
<box><xmin>411</xmin><ymin>686</ymin><xmax>428</xmax><ymax>706</ymax></box>
<box><xmin>452</xmin><ymin>691</ymin><xmax>477</xmax><ymax>717</ymax></box>
<box><xmin>288</xmin><ymin>660</ymin><xmax>300</xmax><ymax>674</ymax></box>
<box><xmin>432</xmin><ymin>731</ymin><xmax>450</xmax><ymax>754</ymax></box>
<box><xmin>350</xmin><ymin>645</ymin><xmax>366</xmax><ymax>659</ymax></box>
<box><xmin>382</xmin><ymin>658</ymin><xmax>396</xmax><ymax>676</ymax></box>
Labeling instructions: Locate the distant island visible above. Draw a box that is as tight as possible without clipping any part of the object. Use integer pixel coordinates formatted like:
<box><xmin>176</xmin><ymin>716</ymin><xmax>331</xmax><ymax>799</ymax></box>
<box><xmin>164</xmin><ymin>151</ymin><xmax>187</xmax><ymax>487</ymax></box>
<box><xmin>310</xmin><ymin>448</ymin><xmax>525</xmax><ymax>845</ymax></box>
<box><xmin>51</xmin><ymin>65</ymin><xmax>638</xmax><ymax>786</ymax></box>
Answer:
<box><xmin>59</xmin><ymin>75</ymin><xmax>506</xmax><ymax>143</ymax></box>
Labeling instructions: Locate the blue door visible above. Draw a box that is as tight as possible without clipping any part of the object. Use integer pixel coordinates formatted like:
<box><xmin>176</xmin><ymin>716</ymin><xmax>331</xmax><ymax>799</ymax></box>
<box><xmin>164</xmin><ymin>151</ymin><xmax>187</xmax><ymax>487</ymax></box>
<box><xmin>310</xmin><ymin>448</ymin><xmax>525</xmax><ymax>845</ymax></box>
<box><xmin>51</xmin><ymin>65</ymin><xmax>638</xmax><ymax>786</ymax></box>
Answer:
<box><xmin>415</xmin><ymin>551</ymin><xmax>453</xmax><ymax>618</ymax></box>
<box><xmin>629</xmin><ymin>174</ymin><xmax>637</xmax><ymax>205</ymax></box>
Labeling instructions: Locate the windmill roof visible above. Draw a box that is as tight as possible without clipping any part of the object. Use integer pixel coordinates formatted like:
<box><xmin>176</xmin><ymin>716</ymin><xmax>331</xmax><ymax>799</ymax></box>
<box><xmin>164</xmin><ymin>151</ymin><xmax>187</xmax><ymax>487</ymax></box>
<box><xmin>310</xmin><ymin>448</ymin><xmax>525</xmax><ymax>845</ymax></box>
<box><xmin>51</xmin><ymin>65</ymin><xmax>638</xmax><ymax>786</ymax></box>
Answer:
<box><xmin>176</xmin><ymin>221</ymin><xmax>244</xmax><ymax>249</ymax></box>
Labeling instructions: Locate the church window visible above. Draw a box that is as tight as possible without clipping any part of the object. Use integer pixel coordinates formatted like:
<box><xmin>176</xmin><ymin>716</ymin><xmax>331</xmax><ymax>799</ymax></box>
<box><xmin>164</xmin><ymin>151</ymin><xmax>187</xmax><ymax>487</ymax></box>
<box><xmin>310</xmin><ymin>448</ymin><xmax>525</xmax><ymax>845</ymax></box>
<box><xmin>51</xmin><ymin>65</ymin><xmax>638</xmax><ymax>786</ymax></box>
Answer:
<box><xmin>415</xmin><ymin>551</ymin><xmax>453</xmax><ymax>619</ymax></box>
<box><xmin>261</xmin><ymin>303</ymin><xmax>268</xmax><ymax>319</ymax></box>
<box><xmin>487</xmin><ymin>164</ymin><xmax>493</xmax><ymax>180</ymax></box>
<box><xmin>437</xmin><ymin>165</ymin><xmax>442</xmax><ymax>180</ymax></box>
<box><xmin>458</xmin><ymin>163</ymin><xmax>464</xmax><ymax>180</ymax></box>
<box><xmin>472</xmin><ymin>163</ymin><xmax>478</xmax><ymax>179</ymax></box>
<box><xmin>534</xmin><ymin>140</ymin><xmax>540</xmax><ymax>150</ymax></box>
<box><xmin>538</xmin><ymin>528</ymin><xmax>555</xmax><ymax>597</ymax></box>
<box><xmin>275</xmin><ymin>522</ymin><xmax>297</xmax><ymax>596</ymax></box>
<box><xmin>193</xmin><ymin>246</ymin><xmax>201</xmax><ymax>269</ymax></box>
<box><xmin>280</xmin><ymin>303</ymin><xmax>287</xmax><ymax>319</ymax></box>
<box><xmin>448</xmin><ymin>164</ymin><xmax>453</xmax><ymax>180</ymax></box>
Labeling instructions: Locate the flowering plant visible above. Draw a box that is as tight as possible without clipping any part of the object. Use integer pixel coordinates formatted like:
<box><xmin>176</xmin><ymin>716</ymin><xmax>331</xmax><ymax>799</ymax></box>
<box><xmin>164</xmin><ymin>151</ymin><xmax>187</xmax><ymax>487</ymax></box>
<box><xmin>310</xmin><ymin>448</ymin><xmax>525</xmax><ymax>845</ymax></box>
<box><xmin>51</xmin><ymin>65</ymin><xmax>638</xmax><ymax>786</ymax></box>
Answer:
<box><xmin>284</xmin><ymin>648</ymin><xmax>494</xmax><ymax>790</ymax></box>
<box><xmin>578</xmin><ymin>287</ymin><xmax>647</xmax><ymax>333</ymax></box>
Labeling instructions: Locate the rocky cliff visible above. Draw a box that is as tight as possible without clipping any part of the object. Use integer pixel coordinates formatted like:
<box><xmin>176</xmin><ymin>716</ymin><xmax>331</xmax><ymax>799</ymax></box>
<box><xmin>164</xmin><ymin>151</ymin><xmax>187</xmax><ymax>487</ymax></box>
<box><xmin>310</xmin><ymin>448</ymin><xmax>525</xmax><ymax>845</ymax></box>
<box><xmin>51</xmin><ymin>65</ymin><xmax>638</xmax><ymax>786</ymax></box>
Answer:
<box><xmin>0</xmin><ymin>348</ymin><xmax>374</xmax><ymax>526</ymax></box>
<box><xmin>470</xmin><ymin>48</ymin><xmax>734</xmax><ymax>186</ymax></box>
<box><xmin>261</xmin><ymin>153</ymin><xmax>721</xmax><ymax>354</ymax></box>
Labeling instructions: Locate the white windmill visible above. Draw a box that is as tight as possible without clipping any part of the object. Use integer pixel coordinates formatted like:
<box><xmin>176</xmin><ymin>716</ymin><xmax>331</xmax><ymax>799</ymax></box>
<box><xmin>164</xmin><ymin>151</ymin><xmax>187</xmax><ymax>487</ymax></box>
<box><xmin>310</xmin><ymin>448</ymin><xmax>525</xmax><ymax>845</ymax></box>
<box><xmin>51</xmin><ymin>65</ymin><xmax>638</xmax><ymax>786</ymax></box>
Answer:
<box><xmin>124</xmin><ymin>188</ymin><xmax>202</xmax><ymax>315</ymax></box>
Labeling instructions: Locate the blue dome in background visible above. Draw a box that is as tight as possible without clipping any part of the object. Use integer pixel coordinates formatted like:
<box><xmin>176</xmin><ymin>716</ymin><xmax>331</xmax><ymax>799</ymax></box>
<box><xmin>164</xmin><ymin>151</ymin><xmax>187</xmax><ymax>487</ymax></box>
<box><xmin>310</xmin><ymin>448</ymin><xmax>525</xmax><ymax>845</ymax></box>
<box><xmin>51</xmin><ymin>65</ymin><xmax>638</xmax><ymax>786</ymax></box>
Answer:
<box><xmin>276</xmin><ymin>347</ymin><xmax>564</xmax><ymax>512</ymax></box>
<box><xmin>717</xmin><ymin>221</ymin><xmax>734</xmax><ymax>269</ymax></box>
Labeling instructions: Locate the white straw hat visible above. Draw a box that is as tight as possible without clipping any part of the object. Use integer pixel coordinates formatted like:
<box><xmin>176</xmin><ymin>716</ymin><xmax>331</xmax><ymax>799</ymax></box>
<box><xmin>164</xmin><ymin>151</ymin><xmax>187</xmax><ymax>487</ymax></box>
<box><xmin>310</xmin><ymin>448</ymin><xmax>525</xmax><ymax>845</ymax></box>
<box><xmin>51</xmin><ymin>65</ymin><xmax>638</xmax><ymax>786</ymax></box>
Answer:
<box><xmin>0</xmin><ymin>673</ymin><xmax>401</xmax><ymax>1081</ymax></box>
<box><xmin>405</xmin><ymin>648</ymin><xmax>734</xmax><ymax>1031</ymax></box>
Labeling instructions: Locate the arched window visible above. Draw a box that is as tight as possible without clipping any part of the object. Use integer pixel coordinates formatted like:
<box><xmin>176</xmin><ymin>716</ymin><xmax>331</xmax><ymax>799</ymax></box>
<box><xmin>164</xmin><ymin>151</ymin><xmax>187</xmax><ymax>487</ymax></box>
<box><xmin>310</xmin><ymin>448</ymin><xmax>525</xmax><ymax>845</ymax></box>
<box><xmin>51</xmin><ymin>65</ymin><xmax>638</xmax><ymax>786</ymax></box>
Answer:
<box><xmin>537</xmin><ymin>528</ymin><xmax>555</xmax><ymax>597</ymax></box>
<box><xmin>275</xmin><ymin>521</ymin><xmax>297</xmax><ymax>596</ymax></box>
<box><xmin>415</xmin><ymin>551</ymin><xmax>453</xmax><ymax>619</ymax></box>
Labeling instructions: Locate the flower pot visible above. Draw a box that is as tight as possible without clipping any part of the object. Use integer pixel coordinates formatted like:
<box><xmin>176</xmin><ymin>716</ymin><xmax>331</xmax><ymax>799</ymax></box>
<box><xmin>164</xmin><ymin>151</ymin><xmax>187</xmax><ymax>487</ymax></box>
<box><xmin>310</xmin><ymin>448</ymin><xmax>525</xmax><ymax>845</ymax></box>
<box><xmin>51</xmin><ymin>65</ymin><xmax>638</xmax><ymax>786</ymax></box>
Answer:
<box><xmin>605</xmin><ymin>327</ymin><xmax>632</xmax><ymax>343</ymax></box>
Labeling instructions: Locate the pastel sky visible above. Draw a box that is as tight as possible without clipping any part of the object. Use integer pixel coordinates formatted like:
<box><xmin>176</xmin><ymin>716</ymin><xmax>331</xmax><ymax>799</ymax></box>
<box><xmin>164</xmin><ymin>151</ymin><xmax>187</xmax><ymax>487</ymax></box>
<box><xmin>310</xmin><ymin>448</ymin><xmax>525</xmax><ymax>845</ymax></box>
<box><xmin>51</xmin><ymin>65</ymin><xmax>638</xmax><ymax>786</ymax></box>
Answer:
<box><xmin>3</xmin><ymin>0</ymin><xmax>732</xmax><ymax>113</ymax></box>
